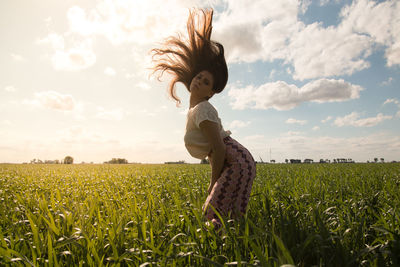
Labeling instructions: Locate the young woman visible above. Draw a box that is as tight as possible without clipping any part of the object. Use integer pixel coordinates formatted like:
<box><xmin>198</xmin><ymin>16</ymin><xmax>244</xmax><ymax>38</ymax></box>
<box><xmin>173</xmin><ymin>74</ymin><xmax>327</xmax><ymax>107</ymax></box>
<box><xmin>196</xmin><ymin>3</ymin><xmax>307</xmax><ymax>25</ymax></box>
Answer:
<box><xmin>152</xmin><ymin>9</ymin><xmax>256</xmax><ymax>226</ymax></box>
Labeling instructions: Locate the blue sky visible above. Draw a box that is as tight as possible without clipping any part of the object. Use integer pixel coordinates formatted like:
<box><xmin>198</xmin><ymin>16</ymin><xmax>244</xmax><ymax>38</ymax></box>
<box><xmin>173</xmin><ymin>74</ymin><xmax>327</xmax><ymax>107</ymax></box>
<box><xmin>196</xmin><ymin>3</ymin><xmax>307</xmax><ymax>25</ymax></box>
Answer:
<box><xmin>1</xmin><ymin>0</ymin><xmax>399</xmax><ymax>163</ymax></box>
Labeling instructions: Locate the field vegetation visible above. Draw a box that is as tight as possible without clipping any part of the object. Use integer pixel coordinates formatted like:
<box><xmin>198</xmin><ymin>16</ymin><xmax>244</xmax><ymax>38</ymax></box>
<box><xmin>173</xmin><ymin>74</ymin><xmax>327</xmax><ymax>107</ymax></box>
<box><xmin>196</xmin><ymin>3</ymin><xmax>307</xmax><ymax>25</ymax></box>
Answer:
<box><xmin>0</xmin><ymin>163</ymin><xmax>399</xmax><ymax>266</ymax></box>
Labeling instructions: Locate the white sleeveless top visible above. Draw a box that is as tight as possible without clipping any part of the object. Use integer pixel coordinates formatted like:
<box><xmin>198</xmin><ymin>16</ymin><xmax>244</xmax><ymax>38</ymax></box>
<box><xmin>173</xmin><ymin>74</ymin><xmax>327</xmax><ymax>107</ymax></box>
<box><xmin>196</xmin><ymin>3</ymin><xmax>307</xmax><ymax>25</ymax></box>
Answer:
<box><xmin>184</xmin><ymin>101</ymin><xmax>231</xmax><ymax>159</ymax></box>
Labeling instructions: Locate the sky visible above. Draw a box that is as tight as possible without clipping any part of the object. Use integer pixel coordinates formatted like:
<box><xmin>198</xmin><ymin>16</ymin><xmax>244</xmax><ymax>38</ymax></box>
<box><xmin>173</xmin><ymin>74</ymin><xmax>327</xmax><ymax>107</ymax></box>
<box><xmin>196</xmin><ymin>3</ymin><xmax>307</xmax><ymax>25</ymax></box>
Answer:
<box><xmin>1</xmin><ymin>0</ymin><xmax>399</xmax><ymax>164</ymax></box>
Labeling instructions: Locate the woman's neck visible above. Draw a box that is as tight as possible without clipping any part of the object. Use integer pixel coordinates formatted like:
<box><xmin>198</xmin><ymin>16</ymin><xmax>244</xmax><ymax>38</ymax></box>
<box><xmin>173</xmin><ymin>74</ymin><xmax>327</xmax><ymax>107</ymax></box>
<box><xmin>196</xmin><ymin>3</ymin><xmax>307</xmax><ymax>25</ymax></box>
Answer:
<box><xmin>189</xmin><ymin>95</ymin><xmax>207</xmax><ymax>109</ymax></box>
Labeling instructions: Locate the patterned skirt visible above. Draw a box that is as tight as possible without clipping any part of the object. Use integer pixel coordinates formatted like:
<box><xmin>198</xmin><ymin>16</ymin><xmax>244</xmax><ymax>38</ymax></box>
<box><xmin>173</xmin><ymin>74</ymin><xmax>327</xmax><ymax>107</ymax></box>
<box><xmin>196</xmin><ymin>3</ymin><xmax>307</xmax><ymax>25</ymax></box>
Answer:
<box><xmin>203</xmin><ymin>136</ymin><xmax>256</xmax><ymax>224</ymax></box>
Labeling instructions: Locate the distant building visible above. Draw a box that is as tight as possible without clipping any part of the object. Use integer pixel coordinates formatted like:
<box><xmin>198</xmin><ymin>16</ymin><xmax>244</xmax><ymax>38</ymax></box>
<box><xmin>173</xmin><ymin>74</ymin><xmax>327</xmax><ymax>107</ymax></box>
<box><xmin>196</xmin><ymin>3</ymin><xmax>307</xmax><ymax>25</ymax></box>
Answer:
<box><xmin>334</xmin><ymin>158</ymin><xmax>354</xmax><ymax>163</ymax></box>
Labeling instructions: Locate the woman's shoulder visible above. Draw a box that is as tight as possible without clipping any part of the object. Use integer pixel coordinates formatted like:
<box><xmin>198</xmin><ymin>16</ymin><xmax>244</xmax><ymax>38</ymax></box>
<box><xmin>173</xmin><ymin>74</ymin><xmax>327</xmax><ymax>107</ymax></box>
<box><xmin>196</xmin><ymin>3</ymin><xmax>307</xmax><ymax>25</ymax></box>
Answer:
<box><xmin>189</xmin><ymin>101</ymin><xmax>218</xmax><ymax>119</ymax></box>
<box><xmin>197</xmin><ymin>100</ymin><xmax>217</xmax><ymax>112</ymax></box>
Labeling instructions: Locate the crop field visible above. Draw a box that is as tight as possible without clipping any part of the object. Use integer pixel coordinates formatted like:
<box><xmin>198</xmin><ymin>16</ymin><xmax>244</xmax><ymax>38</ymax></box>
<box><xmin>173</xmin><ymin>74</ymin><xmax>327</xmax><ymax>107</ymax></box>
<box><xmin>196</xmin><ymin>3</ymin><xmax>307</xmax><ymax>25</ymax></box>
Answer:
<box><xmin>0</xmin><ymin>163</ymin><xmax>399</xmax><ymax>266</ymax></box>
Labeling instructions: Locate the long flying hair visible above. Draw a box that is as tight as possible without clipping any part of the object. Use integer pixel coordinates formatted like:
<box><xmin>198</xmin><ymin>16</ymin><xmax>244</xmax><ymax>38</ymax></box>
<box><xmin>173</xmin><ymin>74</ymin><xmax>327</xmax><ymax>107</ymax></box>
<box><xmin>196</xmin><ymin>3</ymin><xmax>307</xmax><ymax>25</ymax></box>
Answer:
<box><xmin>151</xmin><ymin>9</ymin><xmax>228</xmax><ymax>105</ymax></box>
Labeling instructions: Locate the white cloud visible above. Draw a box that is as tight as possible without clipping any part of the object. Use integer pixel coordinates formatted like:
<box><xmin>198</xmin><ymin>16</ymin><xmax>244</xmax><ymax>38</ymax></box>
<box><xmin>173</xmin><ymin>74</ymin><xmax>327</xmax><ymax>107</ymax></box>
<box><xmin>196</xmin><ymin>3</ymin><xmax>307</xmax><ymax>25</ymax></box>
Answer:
<box><xmin>140</xmin><ymin>109</ymin><xmax>156</xmax><ymax>117</ymax></box>
<box><xmin>180</xmin><ymin>107</ymin><xmax>189</xmax><ymax>116</ymax></box>
<box><xmin>66</xmin><ymin>1</ymin><xmax>197</xmax><ymax>46</ymax></box>
<box><xmin>341</xmin><ymin>0</ymin><xmax>400</xmax><ymax>67</ymax></box>
<box><xmin>38</xmin><ymin>0</ymin><xmax>400</xmax><ymax>79</ymax></box>
<box><xmin>279</xmin><ymin>132</ymin><xmax>400</xmax><ymax>161</ymax></box>
<box><xmin>288</xmin><ymin>22</ymin><xmax>372</xmax><ymax>80</ymax></box>
<box><xmin>0</xmin><ymin>128</ymin><xmax>124</xmax><ymax>163</ymax></box>
<box><xmin>285</xmin><ymin>131</ymin><xmax>304</xmax><ymax>136</ymax></box>
<box><xmin>319</xmin><ymin>0</ymin><xmax>330</xmax><ymax>6</ymax></box>
<box><xmin>381</xmin><ymin>77</ymin><xmax>393</xmax><ymax>86</ymax></box>
<box><xmin>229</xmin><ymin>120</ymin><xmax>251</xmax><ymax>129</ymax></box>
<box><xmin>303</xmin><ymin>79</ymin><xmax>363</xmax><ymax>102</ymax></box>
<box><xmin>300</xmin><ymin>0</ymin><xmax>312</xmax><ymax>13</ymax></box>
<box><xmin>386</xmin><ymin>42</ymin><xmax>400</xmax><ymax>67</ymax></box>
<box><xmin>37</xmin><ymin>33</ymin><xmax>96</xmax><ymax>71</ymax></box>
<box><xmin>137</xmin><ymin>82</ymin><xmax>151</xmax><ymax>91</ymax></box>
<box><xmin>384</xmin><ymin>98</ymin><xmax>399</xmax><ymax>106</ymax></box>
<box><xmin>213</xmin><ymin>0</ymin><xmax>399</xmax><ymax>80</ymax></box>
<box><xmin>228</xmin><ymin>78</ymin><xmax>363</xmax><ymax>110</ymax></box>
<box><xmin>104</xmin><ymin>67</ymin><xmax>116</xmax><ymax>76</ymax></box>
<box><xmin>96</xmin><ymin>107</ymin><xmax>125</xmax><ymax>120</ymax></box>
<box><xmin>268</xmin><ymin>69</ymin><xmax>277</xmax><ymax>80</ymax></box>
<box><xmin>321</xmin><ymin>116</ymin><xmax>332</xmax><ymax>123</ymax></box>
<box><xmin>56</xmin><ymin>126</ymin><xmax>119</xmax><ymax>145</ymax></box>
<box><xmin>214</xmin><ymin>22</ymin><xmax>264</xmax><ymax>63</ymax></box>
<box><xmin>11</xmin><ymin>53</ymin><xmax>25</xmax><ymax>61</ymax></box>
<box><xmin>28</xmin><ymin>91</ymin><xmax>76</xmax><ymax>111</ymax></box>
<box><xmin>214</xmin><ymin>0</ymin><xmax>298</xmax><ymax>63</ymax></box>
<box><xmin>4</xmin><ymin>86</ymin><xmax>16</xmax><ymax>92</ymax></box>
<box><xmin>244</xmin><ymin>134</ymin><xmax>265</xmax><ymax>141</ymax></box>
<box><xmin>286</xmin><ymin>118</ymin><xmax>307</xmax><ymax>125</ymax></box>
<box><xmin>38</xmin><ymin>0</ymin><xmax>399</xmax><ymax>81</ymax></box>
<box><xmin>130</xmin><ymin>140</ymin><xmax>187</xmax><ymax>163</ymax></box>
<box><xmin>334</xmin><ymin>112</ymin><xmax>392</xmax><ymax>127</ymax></box>
<box><xmin>23</xmin><ymin>91</ymin><xmax>130</xmax><ymax>120</ymax></box>
<box><xmin>125</xmin><ymin>73</ymin><xmax>135</xmax><ymax>80</ymax></box>
<box><xmin>54</xmin><ymin>0</ymin><xmax>205</xmax><ymax>76</ymax></box>
<box><xmin>243</xmin><ymin>132</ymin><xmax>400</xmax><ymax>162</ymax></box>
<box><xmin>140</xmin><ymin>105</ymin><xmax>168</xmax><ymax>117</ymax></box>
<box><xmin>242</xmin><ymin>134</ymin><xmax>266</xmax><ymax>150</ymax></box>
<box><xmin>312</xmin><ymin>126</ymin><xmax>320</xmax><ymax>131</ymax></box>
<box><xmin>384</xmin><ymin>98</ymin><xmax>400</xmax><ymax>118</ymax></box>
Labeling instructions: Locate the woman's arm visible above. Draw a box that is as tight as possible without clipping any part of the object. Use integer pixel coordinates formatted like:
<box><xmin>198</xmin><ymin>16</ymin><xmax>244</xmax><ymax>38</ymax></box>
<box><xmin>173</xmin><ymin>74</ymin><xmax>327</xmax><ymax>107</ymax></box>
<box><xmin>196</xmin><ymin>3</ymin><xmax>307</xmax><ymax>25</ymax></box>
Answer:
<box><xmin>199</xmin><ymin>120</ymin><xmax>226</xmax><ymax>193</ymax></box>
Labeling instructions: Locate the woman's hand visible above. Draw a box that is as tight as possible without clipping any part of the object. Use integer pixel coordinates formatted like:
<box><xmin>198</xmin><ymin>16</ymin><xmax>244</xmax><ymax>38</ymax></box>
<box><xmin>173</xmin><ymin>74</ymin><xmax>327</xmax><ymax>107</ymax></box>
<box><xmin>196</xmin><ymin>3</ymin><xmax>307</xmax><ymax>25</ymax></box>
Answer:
<box><xmin>199</xmin><ymin>120</ymin><xmax>226</xmax><ymax>193</ymax></box>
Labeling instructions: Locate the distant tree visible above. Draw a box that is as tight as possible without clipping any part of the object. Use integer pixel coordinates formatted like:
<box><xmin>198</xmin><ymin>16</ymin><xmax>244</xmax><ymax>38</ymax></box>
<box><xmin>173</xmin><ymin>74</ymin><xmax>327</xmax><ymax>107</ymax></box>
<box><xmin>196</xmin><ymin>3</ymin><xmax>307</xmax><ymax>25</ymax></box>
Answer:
<box><xmin>117</xmin><ymin>158</ymin><xmax>128</xmax><ymax>164</ymax></box>
<box><xmin>380</xmin><ymin>158</ymin><xmax>384</xmax><ymax>163</ymax></box>
<box><xmin>374</xmin><ymin>158</ymin><xmax>378</xmax><ymax>163</ymax></box>
<box><xmin>285</xmin><ymin>159</ymin><xmax>288</xmax><ymax>164</ymax></box>
<box><xmin>164</xmin><ymin>160</ymin><xmax>186</xmax><ymax>164</ymax></box>
<box><xmin>105</xmin><ymin>158</ymin><xmax>128</xmax><ymax>164</ymax></box>
<box><xmin>200</xmin><ymin>158</ymin><xmax>209</xmax><ymax>164</ymax></box>
<box><xmin>64</xmin><ymin>156</ymin><xmax>74</xmax><ymax>164</ymax></box>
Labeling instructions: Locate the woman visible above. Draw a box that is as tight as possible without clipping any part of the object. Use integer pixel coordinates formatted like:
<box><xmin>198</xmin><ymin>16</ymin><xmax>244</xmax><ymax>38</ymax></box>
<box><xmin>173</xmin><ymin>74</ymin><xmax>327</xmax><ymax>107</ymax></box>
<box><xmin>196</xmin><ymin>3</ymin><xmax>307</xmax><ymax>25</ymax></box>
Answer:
<box><xmin>152</xmin><ymin>9</ymin><xmax>256</xmax><ymax>226</ymax></box>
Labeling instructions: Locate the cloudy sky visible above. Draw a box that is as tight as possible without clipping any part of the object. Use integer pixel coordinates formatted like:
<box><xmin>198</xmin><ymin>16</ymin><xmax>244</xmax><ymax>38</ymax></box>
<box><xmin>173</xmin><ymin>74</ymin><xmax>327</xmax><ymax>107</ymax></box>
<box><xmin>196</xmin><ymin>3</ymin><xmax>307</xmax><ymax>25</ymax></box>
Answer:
<box><xmin>1</xmin><ymin>0</ymin><xmax>399</xmax><ymax>163</ymax></box>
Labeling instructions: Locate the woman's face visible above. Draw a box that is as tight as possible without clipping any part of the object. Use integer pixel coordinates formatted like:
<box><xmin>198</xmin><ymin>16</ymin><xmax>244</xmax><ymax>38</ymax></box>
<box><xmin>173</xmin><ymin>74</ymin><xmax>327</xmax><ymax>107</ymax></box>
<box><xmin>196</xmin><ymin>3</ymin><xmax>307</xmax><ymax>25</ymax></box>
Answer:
<box><xmin>189</xmin><ymin>70</ymin><xmax>214</xmax><ymax>99</ymax></box>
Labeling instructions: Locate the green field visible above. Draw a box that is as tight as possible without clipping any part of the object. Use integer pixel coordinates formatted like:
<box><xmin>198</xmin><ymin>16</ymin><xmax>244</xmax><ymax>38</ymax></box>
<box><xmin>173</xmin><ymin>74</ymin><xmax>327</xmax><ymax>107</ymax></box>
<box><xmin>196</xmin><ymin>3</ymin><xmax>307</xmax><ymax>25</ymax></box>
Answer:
<box><xmin>1</xmin><ymin>163</ymin><xmax>399</xmax><ymax>266</ymax></box>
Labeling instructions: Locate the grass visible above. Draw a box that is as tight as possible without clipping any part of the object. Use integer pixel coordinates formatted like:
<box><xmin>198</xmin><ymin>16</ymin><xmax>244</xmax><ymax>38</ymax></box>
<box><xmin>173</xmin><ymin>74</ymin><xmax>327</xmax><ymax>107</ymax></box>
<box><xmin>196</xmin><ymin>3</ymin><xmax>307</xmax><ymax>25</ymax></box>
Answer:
<box><xmin>0</xmin><ymin>163</ymin><xmax>399</xmax><ymax>266</ymax></box>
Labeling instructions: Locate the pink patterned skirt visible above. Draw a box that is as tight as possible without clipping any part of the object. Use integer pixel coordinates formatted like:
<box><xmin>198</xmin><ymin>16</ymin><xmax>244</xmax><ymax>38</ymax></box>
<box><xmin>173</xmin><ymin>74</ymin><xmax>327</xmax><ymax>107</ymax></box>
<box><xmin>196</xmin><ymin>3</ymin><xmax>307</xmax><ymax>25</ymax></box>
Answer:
<box><xmin>203</xmin><ymin>136</ymin><xmax>256</xmax><ymax>224</ymax></box>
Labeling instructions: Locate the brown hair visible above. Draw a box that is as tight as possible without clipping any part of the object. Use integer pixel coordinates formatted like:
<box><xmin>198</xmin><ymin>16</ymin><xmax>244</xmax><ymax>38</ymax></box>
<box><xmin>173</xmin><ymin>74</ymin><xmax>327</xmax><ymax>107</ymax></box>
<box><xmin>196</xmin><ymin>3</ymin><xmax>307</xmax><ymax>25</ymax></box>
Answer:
<box><xmin>151</xmin><ymin>8</ymin><xmax>228</xmax><ymax>105</ymax></box>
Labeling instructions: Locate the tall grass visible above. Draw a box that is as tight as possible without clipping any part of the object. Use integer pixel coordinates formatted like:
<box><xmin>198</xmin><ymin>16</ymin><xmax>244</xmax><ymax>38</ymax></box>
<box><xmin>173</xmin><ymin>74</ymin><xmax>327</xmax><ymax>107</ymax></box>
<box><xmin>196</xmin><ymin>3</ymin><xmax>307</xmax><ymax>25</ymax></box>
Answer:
<box><xmin>0</xmin><ymin>163</ymin><xmax>399</xmax><ymax>266</ymax></box>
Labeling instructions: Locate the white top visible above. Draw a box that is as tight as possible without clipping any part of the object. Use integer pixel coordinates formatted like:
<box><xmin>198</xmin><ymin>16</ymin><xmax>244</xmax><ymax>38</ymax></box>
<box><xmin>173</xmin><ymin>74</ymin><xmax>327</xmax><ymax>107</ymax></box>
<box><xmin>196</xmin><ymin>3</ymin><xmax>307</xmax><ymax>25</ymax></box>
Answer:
<box><xmin>184</xmin><ymin>101</ymin><xmax>231</xmax><ymax>159</ymax></box>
